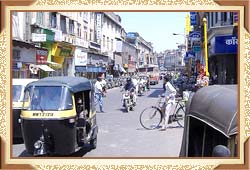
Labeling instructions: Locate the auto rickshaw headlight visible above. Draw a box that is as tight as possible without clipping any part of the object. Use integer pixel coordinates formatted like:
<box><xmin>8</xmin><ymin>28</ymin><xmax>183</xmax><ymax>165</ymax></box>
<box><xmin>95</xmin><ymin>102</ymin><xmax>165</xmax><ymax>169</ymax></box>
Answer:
<box><xmin>34</xmin><ymin>140</ymin><xmax>42</xmax><ymax>149</ymax></box>
<box><xmin>69</xmin><ymin>118</ymin><xmax>75</xmax><ymax>123</ymax></box>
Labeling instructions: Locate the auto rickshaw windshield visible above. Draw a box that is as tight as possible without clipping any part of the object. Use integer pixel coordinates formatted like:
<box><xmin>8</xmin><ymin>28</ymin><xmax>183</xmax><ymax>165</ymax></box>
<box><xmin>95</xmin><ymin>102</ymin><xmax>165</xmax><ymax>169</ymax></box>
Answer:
<box><xmin>23</xmin><ymin>86</ymin><xmax>73</xmax><ymax>111</ymax></box>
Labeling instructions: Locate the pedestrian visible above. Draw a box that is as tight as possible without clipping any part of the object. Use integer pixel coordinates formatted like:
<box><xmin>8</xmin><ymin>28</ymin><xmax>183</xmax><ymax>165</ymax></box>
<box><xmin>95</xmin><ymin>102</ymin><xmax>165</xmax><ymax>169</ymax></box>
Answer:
<box><xmin>161</xmin><ymin>75</ymin><xmax>177</xmax><ymax>130</ymax></box>
<box><xmin>99</xmin><ymin>73</ymin><xmax>107</xmax><ymax>96</ymax></box>
<box><xmin>94</xmin><ymin>74</ymin><xmax>105</xmax><ymax>113</ymax></box>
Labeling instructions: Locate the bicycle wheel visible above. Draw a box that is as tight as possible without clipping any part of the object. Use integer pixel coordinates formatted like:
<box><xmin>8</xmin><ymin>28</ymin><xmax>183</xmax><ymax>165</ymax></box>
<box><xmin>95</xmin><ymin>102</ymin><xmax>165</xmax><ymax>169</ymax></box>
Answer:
<box><xmin>139</xmin><ymin>106</ymin><xmax>162</xmax><ymax>130</ymax></box>
<box><xmin>176</xmin><ymin>106</ymin><xmax>185</xmax><ymax>128</ymax></box>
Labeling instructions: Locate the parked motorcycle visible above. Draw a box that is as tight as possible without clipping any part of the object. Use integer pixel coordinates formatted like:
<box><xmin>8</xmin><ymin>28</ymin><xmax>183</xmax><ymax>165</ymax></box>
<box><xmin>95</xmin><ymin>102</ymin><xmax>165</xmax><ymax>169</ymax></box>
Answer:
<box><xmin>122</xmin><ymin>88</ymin><xmax>136</xmax><ymax>112</ymax></box>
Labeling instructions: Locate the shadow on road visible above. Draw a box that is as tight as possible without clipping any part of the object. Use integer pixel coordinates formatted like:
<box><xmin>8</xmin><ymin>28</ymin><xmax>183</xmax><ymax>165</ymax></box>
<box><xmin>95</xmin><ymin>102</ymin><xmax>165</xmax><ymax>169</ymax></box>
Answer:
<box><xmin>147</xmin><ymin>89</ymin><xmax>164</xmax><ymax>98</ymax></box>
<box><xmin>18</xmin><ymin>145</ymin><xmax>94</xmax><ymax>157</ymax></box>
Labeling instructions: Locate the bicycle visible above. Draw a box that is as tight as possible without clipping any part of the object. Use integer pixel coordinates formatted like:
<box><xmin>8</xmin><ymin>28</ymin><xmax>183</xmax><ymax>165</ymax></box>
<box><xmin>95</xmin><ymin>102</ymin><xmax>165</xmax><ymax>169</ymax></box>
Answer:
<box><xmin>139</xmin><ymin>95</ymin><xmax>186</xmax><ymax>130</ymax></box>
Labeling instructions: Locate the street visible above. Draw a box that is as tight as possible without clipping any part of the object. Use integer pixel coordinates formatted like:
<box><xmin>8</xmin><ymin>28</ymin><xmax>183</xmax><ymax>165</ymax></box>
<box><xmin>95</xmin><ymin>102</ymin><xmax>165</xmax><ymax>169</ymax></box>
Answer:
<box><xmin>12</xmin><ymin>81</ymin><xmax>184</xmax><ymax>157</ymax></box>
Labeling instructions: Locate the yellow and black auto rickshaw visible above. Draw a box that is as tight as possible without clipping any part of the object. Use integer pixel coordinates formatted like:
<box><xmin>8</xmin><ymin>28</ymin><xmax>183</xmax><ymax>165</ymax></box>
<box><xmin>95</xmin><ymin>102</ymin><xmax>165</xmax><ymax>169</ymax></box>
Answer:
<box><xmin>20</xmin><ymin>76</ymin><xmax>98</xmax><ymax>156</ymax></box>
<box><xmin>12</xmin><ymin>78</ymin><xmax>38</xmax><ymax>141</ymax></box>
<box><xmin>179</xmin><ymin>85</ymin><xmax>238</xmax><ymax>157</ymax></box>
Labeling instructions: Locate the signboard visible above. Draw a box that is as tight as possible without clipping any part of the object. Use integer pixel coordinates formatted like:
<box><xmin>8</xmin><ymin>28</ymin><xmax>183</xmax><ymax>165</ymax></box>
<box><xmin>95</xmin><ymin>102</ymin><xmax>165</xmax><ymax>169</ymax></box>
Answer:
<box><xmin>189</xmin><ymin>31</ymin><xmax>201</xmax><ymax>41</ymax></box>
<box><xmin>74</xmin><ymin>49</ymin><xmax>87</xmax><ymax>66</ymax></box>
<box><xmin>190</xmin><ymin>12</ymin><xmax>198</xmax><ymax>25</ymax></box>
<box><xmin>96</xmin><ymin>13</ymin><xmax>102</xmax><ymax>41</ymax></box>
<box><xmin>210</xmin><ymin>35</ymin><xmax>238</xmax><ymax>55</ymax></box>
<box><xmin>36</xmin><ymin>48</ymin><xmax>48</xmax><ymax>64</ymax></box>
<box><xmin>185</xmin><ymin>14</ymin><xmax>191</xmax><ymax>35</ymax></box>
<box><xmin>32</xmin><ymin>33</ymin><xmax>46</xmax><ymax>42</ymax></box>
<box><xmin>74</xmin><ymin>37</ymin><xmax>88</xmax><ymax>48</ymax></box>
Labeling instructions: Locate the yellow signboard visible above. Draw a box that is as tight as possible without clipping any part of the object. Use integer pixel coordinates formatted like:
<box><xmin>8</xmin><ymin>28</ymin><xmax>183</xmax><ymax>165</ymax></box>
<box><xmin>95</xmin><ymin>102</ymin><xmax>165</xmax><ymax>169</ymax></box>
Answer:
<box><xmin>185</xmin><ymin>14</ymin><xmax>191</xmax><ymax>35</ymax></box>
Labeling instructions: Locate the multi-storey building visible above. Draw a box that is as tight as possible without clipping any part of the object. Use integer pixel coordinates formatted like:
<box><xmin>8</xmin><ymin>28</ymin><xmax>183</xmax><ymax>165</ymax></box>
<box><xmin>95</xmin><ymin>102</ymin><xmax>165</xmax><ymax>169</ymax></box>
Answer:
<box><xmin>199</xmin><ymin>12</ymin><xmax>238</xmax><ymax>84</ymax></box>
<box><xmin>125</xmin><ymin>32</ymin><xmax>156</xmax><ymax>73</ymax></box>
<box><xmin>11</xmin><ymin>12</ymin><xmax>156</xmax><ymax>79</ymax></box>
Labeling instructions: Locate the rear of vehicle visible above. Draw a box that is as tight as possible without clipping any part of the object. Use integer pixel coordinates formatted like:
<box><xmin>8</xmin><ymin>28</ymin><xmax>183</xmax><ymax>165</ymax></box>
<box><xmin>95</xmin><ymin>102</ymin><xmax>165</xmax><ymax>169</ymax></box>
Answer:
<box><xmin>12</xmin><ymin>79</ymin><xmax>38</xmax><ymax>141</ymax></box>
<box><xmin>179</xmin><ymin>85</ymin><xmax>238</xmax><ymax>157</ymax></box>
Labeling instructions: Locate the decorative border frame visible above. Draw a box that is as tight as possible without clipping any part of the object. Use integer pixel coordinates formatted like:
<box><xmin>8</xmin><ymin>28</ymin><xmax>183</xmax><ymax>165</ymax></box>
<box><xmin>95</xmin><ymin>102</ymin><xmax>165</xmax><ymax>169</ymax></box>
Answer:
<box><xmin>0</xmin><ymin>0</ymin><xmax>249</xmax><ymax>169</ymax></box>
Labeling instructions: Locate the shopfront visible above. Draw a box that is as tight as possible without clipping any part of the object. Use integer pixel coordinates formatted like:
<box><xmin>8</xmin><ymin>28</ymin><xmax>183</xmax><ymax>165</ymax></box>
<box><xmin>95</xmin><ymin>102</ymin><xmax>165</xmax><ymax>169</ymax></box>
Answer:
<box><xmin>50</xmin><ymin>42</ymin><xmax>75</xmax><ymax>76</ymax></box>
<box><xmin>74</xmin><ymin>47</ymin><xmax>88</xmax><ymax>77</ymax></box>
<box><xmin>12</xmin><ymin>40</ymin><xmax>36</xmax><ymax>78</ymax></box>
<box><xmin>209</xmin><ymin>35</ymin><xmax>238</xmax><ymax>84</ymax></box>
<box><xmin>86</xmin><ymin>52</ymin><xmax>108</xmax><ymax>79</ymax></box>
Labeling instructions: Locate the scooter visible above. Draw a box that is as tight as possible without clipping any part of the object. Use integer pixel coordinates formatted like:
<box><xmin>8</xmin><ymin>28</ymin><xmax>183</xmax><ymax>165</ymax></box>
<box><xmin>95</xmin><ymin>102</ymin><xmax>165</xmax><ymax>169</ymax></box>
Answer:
<box><xmin>122</xmin><ymin>88</ymin><xmax>136</xmax><ymax>112</ymax></box>
<box><xmin>138</xmin><ymin>83</ymin><xmax>144</xmax><ymax>96</ymax></box>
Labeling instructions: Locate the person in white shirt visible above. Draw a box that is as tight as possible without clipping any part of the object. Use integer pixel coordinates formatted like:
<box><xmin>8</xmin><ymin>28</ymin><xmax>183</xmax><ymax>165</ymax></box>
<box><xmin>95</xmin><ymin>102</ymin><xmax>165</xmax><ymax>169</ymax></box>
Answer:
<box><xmin>99</xmin><ymin>73</ymin><xmax>107</xmax><ymax>95</ymax></box>
<box><xmin>162</xmin><ymin>75</ymin><xmax>177</xmax><ymax>130</ymax></box>
<box><xmin>94</xmin><ymin>76</ymin><xmax>105</xmax><ymax>112</ymax></box>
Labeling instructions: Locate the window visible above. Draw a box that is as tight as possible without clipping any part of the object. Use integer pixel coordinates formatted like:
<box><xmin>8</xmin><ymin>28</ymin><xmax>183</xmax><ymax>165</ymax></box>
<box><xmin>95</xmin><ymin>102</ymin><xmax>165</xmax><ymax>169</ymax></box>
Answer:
<box><xmin>103</xmin><ymin>35</ymin><xmax>105</xmax><ymax>47</ymax></box>
<box><xmin>60</xmin><ymin>15</ymin><xmax>67</xmax><ymax>33</ymax></box>
<box><xmin>84</xmin><ymin>26</ymin><xmax>87</xmax><ymax>41</ymax></box>
<box><xmin>107</xmin><ymin>37</ymin><xmax>110</xmax><ymax>50</ymax></box>
<box><xmin>111</xmin><ymin>39</ymin><xmax>113</xmax><ymax>51</ymax></box>
<box><xmin>50</xmin><ymin>12</ymin><xmax>57</xmax><ymax>28</ymax></box>
<box><xmin>215</xmin><ymin>12</ymin><xmax>218</xmax><ymax>24</ymax></box>
<box><xmin>69</xmin><ymin>19</ymin><xmax>74</xmax><ymax>35</ymax></box>
<box><xmin>90</xmin><ymin>29</ymin><xmax>93</xmax><ymax>41</ymax></box>
<box><xmin>77</xmin><ymin>23</ymin><xmax>81</xmax><ymax>37</ymax></box>
<box><xmin>37</xmin><ymin>12</ymin><xmax>44</xmax><ymax>25</ymax></box>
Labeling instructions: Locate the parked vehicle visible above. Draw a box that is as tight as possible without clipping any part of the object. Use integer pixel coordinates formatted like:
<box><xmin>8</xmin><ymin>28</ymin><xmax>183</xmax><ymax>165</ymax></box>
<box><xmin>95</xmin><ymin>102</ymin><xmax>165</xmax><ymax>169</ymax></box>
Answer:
<box><xmin>12</xmin><ymin>78</ymin><xmax>38</xmax><ymax>142</ymax></box>
<box><xmin>20</xmin><ymin>76</ymin><xmax>98</xmax><ymax>156</ymax></box>
<box><xmin>179</xmin><ymin>85</ymin><xmax>238</xmax><ymax>157</ymax></box>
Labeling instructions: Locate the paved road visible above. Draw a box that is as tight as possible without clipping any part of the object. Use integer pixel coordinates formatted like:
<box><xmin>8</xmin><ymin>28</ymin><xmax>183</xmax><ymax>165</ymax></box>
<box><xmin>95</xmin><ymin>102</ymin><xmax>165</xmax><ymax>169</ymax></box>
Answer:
<box><xmin>12</xmin><ymin>81</ymin><xmax>184</xmax><ymax>157</ymax></box>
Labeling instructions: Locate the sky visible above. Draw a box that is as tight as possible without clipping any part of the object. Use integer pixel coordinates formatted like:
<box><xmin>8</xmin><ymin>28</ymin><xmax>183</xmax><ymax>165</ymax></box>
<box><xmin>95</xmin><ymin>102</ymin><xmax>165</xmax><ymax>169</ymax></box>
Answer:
<box><xmin>115</xmin><ymin>12</ymin><xmax>189</xmax><ymax>53</ymax></box>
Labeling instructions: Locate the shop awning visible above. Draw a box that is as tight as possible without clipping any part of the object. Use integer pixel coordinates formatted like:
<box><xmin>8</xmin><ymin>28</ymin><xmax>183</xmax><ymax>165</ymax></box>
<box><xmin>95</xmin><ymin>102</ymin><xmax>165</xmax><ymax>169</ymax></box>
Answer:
<box><xmin>37</xmin><ymin>65</ymin><xmax>55</xmax><ymax>72</ymax></box>
<box><xmin>47</xmin><ymin>61</ymin><xmax>62</xmax><ymax>67</ymax></box>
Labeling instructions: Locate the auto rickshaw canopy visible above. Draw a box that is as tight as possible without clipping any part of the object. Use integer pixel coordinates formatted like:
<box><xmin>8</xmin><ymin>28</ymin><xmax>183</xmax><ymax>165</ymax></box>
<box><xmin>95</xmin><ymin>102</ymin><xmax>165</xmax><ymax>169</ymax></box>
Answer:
<box><xmin>25</xmin><ymin>76</ymin><xmax>92</xmax><ymax>93</ymax></box>
<box><xmin>187</xmin><ymin>85</ymin><xmax>238</xmax><ymax>138</ymax></box>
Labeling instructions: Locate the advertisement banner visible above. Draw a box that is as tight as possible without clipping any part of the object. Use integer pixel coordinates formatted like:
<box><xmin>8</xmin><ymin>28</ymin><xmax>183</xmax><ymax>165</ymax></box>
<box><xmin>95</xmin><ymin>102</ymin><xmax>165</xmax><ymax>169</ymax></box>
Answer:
<box><xmin>185</xmin><ymin>14</ymin><xmax>191</xmax><ymax>35</ymax></box>
<box><xmin>32</xmin><ymin>33</ymin><xmax>46</xmax><ymax>42</ymax></box>
<box><xmin>190</xmin><ymin>12</ymin><xmax>198</xmax><ymax>25</ymax></box>
<box><xmin>96</xmin><ymin>13</ymin><xmax>102</xmax><ymax>41</ymax></box>
<box><xmin>36</xmin><ymin>48</ymin><xmax>48</xmax><ymax>64</ymax></box>
<box><xmin>74</xmin><ymin>49</ymin><xmax>87</xmax><ymax>66</ymax></box>
<box><xmin>210</xmin><ymin>35</ymin><xmax>238</xmax><ymax>55</ymax></box>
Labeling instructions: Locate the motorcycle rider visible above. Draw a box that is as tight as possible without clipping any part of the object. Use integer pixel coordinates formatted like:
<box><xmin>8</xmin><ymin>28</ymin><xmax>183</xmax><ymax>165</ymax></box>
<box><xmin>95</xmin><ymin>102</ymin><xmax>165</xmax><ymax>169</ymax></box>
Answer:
<box><xmin>122</xmin><ymin>77</ymin><xmax>137</xmax><ymax>106</ymax></box>
<box><xmin>138</xmin><ymin>77</ymin><xmax>146</xmax><ymax>93</ymax></box>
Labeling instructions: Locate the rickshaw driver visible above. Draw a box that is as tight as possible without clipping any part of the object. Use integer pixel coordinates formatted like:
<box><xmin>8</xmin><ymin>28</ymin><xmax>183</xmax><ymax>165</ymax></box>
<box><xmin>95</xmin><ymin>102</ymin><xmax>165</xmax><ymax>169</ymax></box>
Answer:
<box><xmin>161</xmin><ymin>75</ymin><xmax>177</xmax><ymax>130</ymax></box>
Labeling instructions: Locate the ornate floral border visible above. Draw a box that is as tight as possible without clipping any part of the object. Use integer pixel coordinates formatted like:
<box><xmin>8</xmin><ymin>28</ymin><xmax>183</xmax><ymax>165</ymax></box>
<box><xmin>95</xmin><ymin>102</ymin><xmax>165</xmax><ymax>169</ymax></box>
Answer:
<box><xmin>0</xmin><ymin>0</ymin><xmax>250</xmax><ymax>169</ymax></box>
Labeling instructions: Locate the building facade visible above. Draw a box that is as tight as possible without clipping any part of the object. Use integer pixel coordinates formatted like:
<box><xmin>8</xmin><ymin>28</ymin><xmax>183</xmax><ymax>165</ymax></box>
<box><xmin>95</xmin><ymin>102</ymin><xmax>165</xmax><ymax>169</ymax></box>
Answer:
<box><xmin>11</xmin><ymin>12</ymin><xmax>156</xmax><ymax>79</ymax></box>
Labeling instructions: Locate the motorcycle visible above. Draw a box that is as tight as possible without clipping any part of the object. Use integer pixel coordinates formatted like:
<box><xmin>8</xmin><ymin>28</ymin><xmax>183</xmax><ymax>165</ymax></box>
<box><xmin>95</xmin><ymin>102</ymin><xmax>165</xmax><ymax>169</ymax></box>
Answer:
<box><xmin>138</xmin><ymin>83</ymin><xmax>145</xmax><ymax>96</ymax></box>
<box><xmin>122</xmin><ymin>88</ymin><xmax>136</xmax><ymax>112</ymax></box>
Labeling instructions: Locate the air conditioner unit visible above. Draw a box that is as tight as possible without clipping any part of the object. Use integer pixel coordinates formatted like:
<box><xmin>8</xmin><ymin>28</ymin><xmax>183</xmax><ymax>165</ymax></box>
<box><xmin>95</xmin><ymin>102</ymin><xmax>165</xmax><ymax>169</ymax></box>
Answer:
<box><xmin>31</xmin><ymin>18</ymin><xmax>36</xmax><ymax>25</ymax></box>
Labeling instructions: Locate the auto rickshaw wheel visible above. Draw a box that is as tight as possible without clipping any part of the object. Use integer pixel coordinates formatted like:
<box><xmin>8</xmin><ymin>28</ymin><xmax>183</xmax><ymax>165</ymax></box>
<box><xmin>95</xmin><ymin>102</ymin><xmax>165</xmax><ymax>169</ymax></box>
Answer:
<box><xmin>90</xmin><ymin>137</ymin><xmax>97</xmax><ymax>149</ymax></box>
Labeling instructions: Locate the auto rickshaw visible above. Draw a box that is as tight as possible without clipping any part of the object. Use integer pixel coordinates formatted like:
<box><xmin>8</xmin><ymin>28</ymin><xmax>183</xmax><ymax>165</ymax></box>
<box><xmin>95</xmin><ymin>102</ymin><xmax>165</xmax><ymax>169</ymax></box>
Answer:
<box><xmin>179</xmin><ymin>85</ymin><xmax>238</xmax><ymax>157</ymax></box>
<box><xmin>12</xmin><ymin>78</ymin><xmax>38</xmax><ymax>141</ymax></box>
<box><xmin>20</xmin><ymin>76</ymin><xmax>98</xmax><ymax>156</ymax></box>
